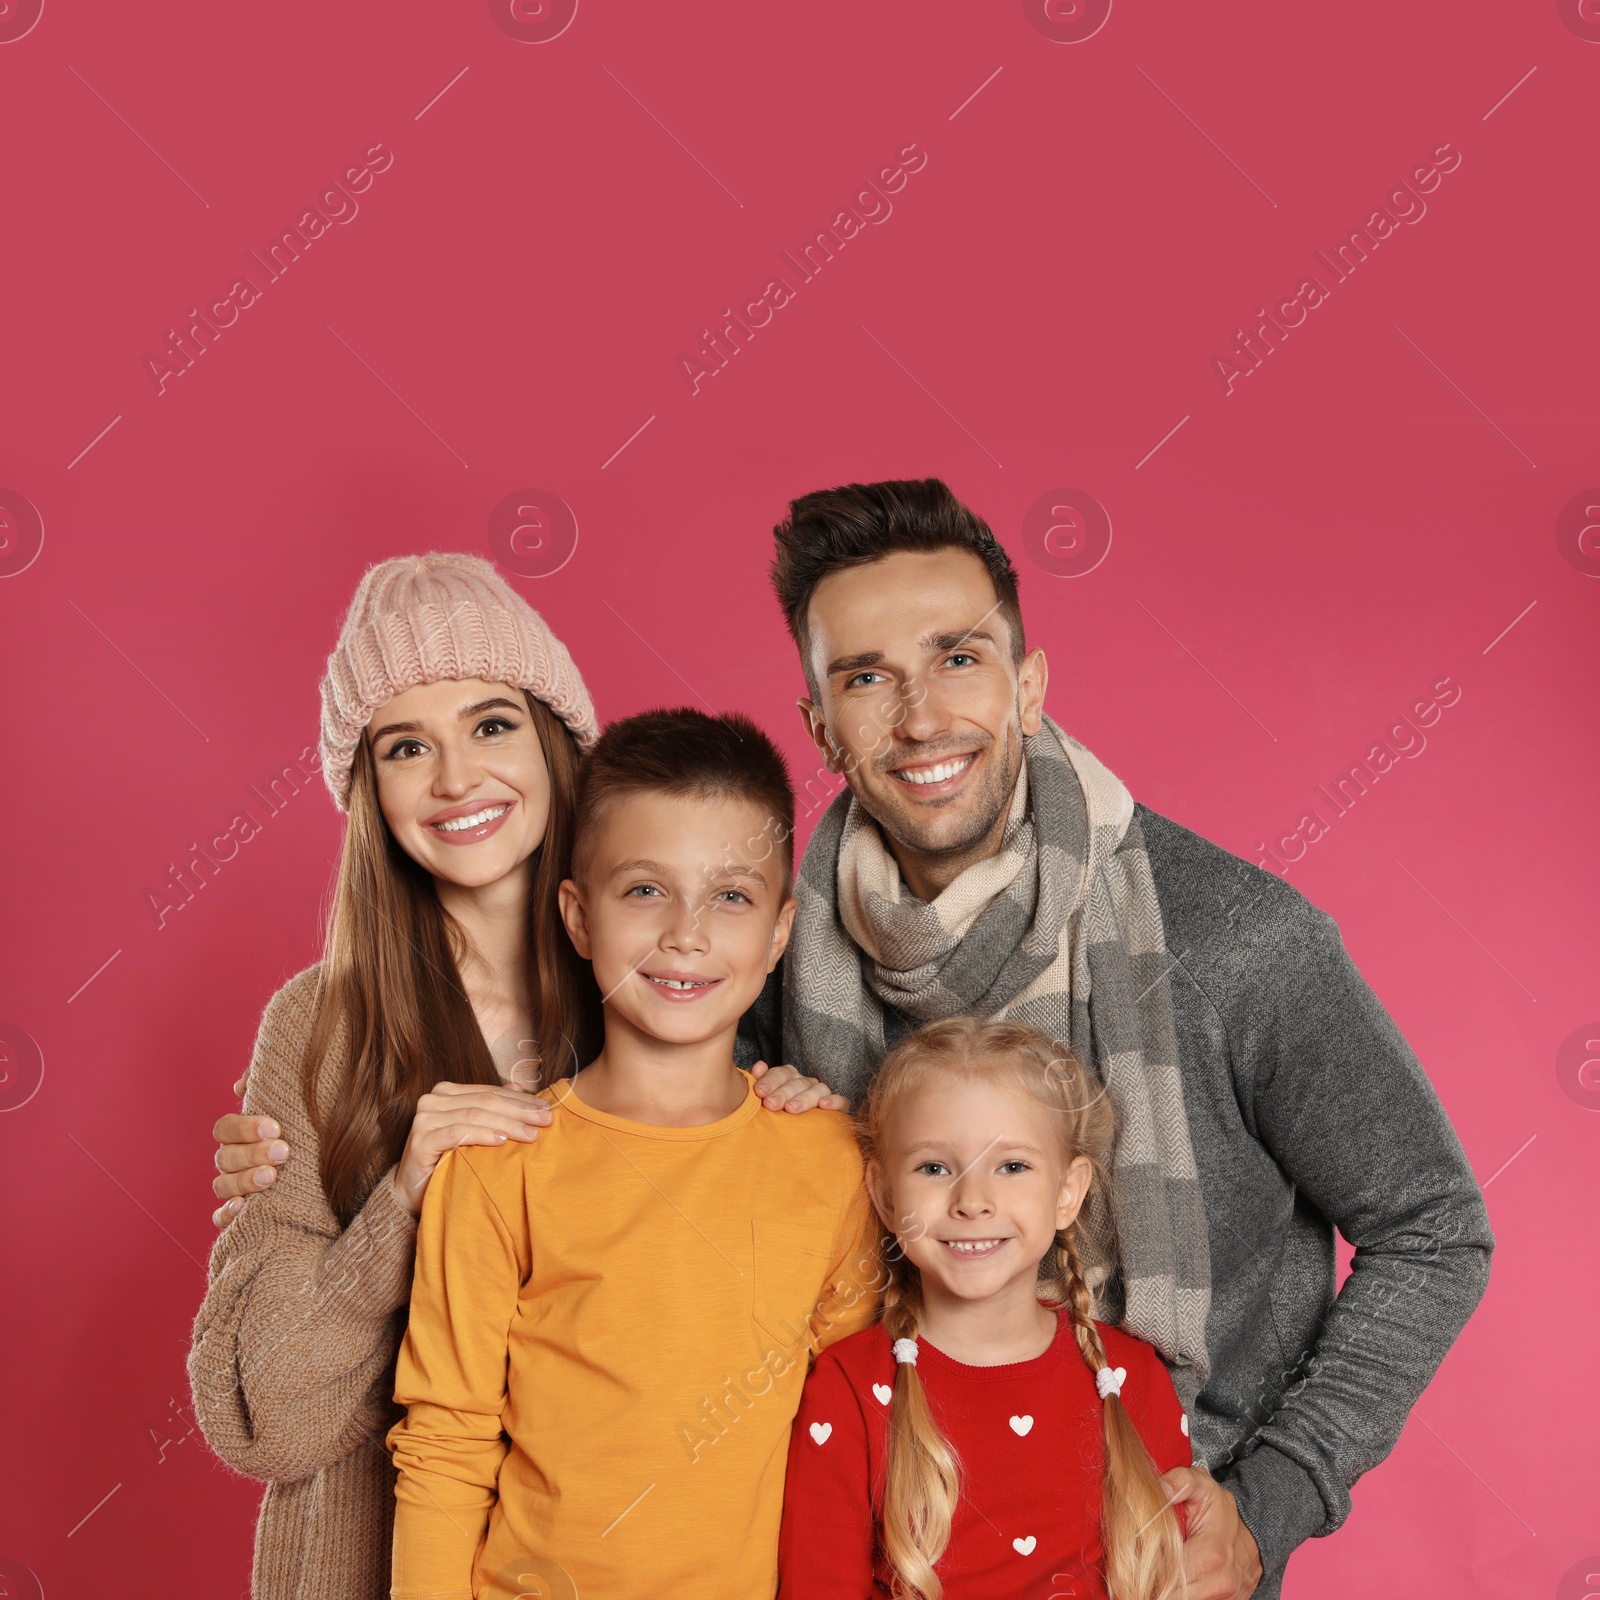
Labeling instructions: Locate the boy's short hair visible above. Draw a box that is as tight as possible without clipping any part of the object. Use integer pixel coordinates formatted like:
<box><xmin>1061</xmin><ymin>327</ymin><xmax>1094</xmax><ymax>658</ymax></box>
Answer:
<box><xmin>572</xmin><ymin>708</ymin><xmax>796</xmax><ymax>895</ymax></box>
<box><xmin>770</xmin><ymin>477</ymin><xmax>1025</xmax><ymax>689</ymax></box>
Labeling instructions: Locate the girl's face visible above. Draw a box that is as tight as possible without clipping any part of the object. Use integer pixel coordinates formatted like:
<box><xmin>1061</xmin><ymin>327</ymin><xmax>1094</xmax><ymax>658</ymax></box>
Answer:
<box><xmin>870</xmin><ymin>1070</ymin><xmax>1092</xmax><ymax>1310</ymax></box>
<box><xmin>366</xmin><ymin>678</ymin><xmax>552</xmax><ymax>891</ymax></box>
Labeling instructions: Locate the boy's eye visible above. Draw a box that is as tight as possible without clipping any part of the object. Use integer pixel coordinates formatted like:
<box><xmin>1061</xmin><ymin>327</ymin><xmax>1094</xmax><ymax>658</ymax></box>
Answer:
<box><xmin>712</xmin><ymin>888</ymin><xmax>752</xmax><ymax>905</ymax></box>
<box><xmin>624</xmin><ymin>884</ymin><xmax>664</xmax><ymax>899</ymax></box>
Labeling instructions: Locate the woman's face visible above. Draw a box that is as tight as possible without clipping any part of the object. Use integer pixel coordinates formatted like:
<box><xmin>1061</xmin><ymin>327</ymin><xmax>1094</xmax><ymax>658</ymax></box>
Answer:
<box><xmin>366</xmin><ymin>678</ymin><xmax>552</xmax><ymax>891</ymax></box>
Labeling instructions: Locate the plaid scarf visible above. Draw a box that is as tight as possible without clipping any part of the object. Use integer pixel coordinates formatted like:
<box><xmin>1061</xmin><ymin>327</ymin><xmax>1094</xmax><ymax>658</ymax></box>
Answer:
<box><xmin>786</xmin><ymin>717</ymin><xmax>1212</xmax><ymax>1402</ymax></box>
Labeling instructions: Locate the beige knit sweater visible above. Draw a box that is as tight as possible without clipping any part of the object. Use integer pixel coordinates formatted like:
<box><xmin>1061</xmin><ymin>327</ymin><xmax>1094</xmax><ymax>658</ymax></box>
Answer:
<box><xmin>189</xmin><ymin>965</ymin><xmax>419</xmax><ymax>1600</ymax></box>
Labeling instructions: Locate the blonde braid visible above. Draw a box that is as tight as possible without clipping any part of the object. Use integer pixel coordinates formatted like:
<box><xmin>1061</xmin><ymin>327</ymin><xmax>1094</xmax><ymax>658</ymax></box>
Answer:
<box><xmin>1056</xmin><ymin>1226</ymin><xmax>1185</xmax><ymax>1600</ymax></box>
<box><xmin>877</xmin><ymin>1250</ymin><xmax>960</xmax><ymax>1600</ymax></box>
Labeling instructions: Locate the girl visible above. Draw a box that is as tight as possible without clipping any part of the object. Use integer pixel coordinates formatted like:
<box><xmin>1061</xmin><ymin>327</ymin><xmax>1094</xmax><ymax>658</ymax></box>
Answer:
<box><xmin>188</xmin><ymin>552</ymin><xmax>838</xmax><ymax>1600</ymax></box>
<box><xmin>779</xmin><ymin>1016</ymin><xmax>1190</xmax><ymax>1600</ymax></box>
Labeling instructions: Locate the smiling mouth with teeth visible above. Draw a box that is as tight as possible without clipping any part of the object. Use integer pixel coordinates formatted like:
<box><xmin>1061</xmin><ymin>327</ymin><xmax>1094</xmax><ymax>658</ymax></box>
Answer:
<box><xmin>643</xmin><ymin>975</ymin><xmax>720</xmax><ymax>992</ymax></box>
<box><xmin>434</xmin><ymin>804</ymin><xmax>509</xmax><ymax>833</ymax></box>
<box><xmin>891</xmin><ymin>754</ymin><xmax>975</xmax><ymax>787</ymax></box>
<box><xmin>942</xmin><ymin>1238</ymin><xmax>1006</xmax><ymax>1255</ymax></box>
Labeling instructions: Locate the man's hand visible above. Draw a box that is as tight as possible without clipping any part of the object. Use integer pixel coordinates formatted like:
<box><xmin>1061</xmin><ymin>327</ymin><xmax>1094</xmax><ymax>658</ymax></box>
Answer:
<box><xmin>1162</xmin><ymin>1468</ymin><xmax>1262</xmax><ymax>1600</ymax></box>
<box><xmin>749</xmin><ymin>1060</ymin><xmax>850</xmax><ymax>1114</ymax></box>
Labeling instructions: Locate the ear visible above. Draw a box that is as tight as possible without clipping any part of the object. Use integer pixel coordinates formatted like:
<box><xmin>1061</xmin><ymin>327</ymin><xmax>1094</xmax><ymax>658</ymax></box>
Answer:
<box><xmin>1054</xmin><ymin>1154</ymin><xmax>1093</xmax><ymax>1233</ymax></box>
<box><xmin>1018</xmin><ymin>647</ymin><xmax>1049</xmax><ymax>738</ymax></box>
<box><xmin>797</xmin><ymin>697</ymin><xmax>844</xmax><ymax>774</ymax></box>
<box><xmin>558</xmin><ymin>878</ymin><xmax>592</xmax><ymax>960</ymax></box>
<box><xmin>865</xmin><ymin>1159</ymin><xmax>897</xmax><ymax>1233</ymax></box>
<box><xmin>767</xmin><ymin>896</ymin><xmax>796</xmax><ymax>972</ymax></box>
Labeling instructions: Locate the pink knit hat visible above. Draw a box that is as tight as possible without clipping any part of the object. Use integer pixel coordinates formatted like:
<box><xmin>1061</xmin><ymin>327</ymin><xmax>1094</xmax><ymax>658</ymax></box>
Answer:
<box><xmin>318</xmin><ymin>552</ymin><xmax>599</xmax><ymax>810</ymax></box>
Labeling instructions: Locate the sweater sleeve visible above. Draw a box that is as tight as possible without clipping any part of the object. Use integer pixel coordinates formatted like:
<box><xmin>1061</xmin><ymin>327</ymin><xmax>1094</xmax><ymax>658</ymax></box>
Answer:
<box><xmin>1209</xmin><ymin>900</ymin><xmax>1494</xmax><ymax>1577</ymax></box>
<box><xmin>388</xmin><ymin>1144</ymin><xmax>527</xmax><ymax>1600</ymax></box>
<box><xmin>778</xmin><ymin>1349</ymin><xmax>878</xmax><ymax>1598</ymax></box>
<box><xmin>188</xmin><ymin>970</ymin><xmax>421</xmax><ymax>1483</ymax></box>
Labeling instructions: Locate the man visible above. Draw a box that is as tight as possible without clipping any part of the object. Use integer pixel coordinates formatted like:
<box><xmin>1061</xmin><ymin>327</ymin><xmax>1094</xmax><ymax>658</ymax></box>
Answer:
<box><xmin>735</xmin><ymin>478</ymin><xmax>1493</xmax><ymax>1599</ymax></box>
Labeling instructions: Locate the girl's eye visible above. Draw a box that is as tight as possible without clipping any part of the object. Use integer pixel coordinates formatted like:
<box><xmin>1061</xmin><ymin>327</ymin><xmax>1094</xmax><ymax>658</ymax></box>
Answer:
<box><xmin>914</xmin><ymin>1161</ymin><xmax>950</xmax><ymax>1178</ymax></box>
<box><xmin>999</xmin><ymin>1160</ymin><xmax>1030</xmax><ymax>1175</ymax></box>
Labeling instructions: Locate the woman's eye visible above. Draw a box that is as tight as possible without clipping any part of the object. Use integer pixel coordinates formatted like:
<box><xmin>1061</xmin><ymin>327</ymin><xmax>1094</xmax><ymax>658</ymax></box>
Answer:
<box><xmin>474</xmin><ymin>716</ymin><xmax>516</xmax><ymax>737</ymax></box>
<box><xmin>384</xmin><ymin>738</ymin><xmax>425</xmax><ymax>760</ymax></box>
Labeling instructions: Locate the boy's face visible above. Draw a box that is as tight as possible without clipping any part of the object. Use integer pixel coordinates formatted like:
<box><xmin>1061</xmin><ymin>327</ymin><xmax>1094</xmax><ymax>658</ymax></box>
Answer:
<box><xmin>559</xmin><ymin>792</ymin><xmax>795</xmax><ymax>1049</ymax></box>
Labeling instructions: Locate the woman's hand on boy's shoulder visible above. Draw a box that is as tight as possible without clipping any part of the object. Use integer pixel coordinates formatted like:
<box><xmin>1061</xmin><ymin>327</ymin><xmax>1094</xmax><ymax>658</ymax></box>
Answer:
<box><xmin>749</xmin><ymin>1061</ymin><xmax>851</xmax><ymax>1115</ymax></box>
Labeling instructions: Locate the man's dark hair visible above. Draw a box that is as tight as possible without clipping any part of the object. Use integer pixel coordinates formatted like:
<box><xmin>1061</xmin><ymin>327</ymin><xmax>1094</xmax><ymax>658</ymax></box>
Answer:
<box><xmin>770</xmin><ymin>478</ymin><xmax>1024</xmax><ymax>683</ymax></box>
<box><xmin>573</xmin><ymin>708</ymin><xmax>795</xmax><ymax>894</ymax></box>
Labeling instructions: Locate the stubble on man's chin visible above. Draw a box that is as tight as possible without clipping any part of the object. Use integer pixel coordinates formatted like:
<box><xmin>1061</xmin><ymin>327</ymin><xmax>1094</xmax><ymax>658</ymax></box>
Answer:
<box><xmin>861</xmin><ymin>725</ymin><xmax>1025</xmax><ymax>870</ymax></box>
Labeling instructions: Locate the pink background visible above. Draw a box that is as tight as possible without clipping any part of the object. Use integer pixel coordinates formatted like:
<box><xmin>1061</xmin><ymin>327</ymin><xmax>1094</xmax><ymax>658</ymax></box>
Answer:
<box><xmin>1</xmin><ymin>2</ymin><xmax>1597</xmax><ymax>1594</ymax></box>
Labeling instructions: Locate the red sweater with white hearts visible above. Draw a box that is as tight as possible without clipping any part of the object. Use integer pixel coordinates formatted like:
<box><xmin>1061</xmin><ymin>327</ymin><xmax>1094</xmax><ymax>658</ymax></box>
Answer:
<box><xmin>778</xmin><ymin>1311</ymin><xmax>1191</xmax><ymax>1599</ymax></box>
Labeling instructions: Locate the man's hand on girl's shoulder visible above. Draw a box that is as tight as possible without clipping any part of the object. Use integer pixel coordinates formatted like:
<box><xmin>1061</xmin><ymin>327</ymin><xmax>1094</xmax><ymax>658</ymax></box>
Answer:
<box><xmin>749</xmin><ymin>1060</ymin><xmax>851</xmax><ymax>1114</ymax></box>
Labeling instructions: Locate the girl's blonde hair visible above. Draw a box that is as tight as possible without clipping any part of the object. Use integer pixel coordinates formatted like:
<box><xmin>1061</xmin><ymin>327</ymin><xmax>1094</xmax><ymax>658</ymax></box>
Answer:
<box><xmin>860</xmin><ymin>1016</ymin><xmax>1185</xmax><ymax>1600</ymax></box>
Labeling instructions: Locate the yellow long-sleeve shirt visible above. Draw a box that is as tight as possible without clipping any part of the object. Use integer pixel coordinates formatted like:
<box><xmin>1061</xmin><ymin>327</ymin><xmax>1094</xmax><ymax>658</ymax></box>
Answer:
<box><xmin>387</xmin><ymin>1073</ymin><xmax>877</xmax><ymax>1600</ymax></box>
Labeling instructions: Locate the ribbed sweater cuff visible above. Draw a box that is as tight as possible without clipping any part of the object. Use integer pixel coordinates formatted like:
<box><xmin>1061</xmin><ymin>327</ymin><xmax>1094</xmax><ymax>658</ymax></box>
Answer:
<box><xmin>1222</xmin><ymin>1442</ymin><xmax>1331</xmax><ymax>1582</ymax></box>
<box><xmin>318</xmin><ymin>1167</ymin><xmax>419</xmax><ymax>1327</ymax></box>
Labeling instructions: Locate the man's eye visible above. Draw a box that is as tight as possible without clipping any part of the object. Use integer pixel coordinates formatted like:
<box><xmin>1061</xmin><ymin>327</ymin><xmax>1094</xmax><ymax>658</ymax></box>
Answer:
<box><xmin>945</xmin><ymin>652</ymin><xmax>978</xmax><ymax>669</ymax></box>
<box><xmin>847</xmin><ymin>671</ymin><xmax>884</xmax><ymax>690</ymax></box>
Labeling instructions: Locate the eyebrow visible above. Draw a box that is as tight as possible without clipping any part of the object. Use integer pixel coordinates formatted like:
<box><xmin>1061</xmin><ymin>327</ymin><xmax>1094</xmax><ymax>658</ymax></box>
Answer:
<box><xmin>369</xmin><ymin>697</ymin><xmax>524</xmax><ymax>742</ymax></box>
<box><xmin>824</xmin><ymin>628</ymin><xmax>1001</xmax><ymax>680</ymax></box>
<box><xmin>903</xmin><ymin>1139</ymin><xmax>1047</xmax><ymax>1158</ymax></box>
<box><xmin>607</xmin><ymin>858</ymin><xmax>770</xmax><ymax>887</ymax></box>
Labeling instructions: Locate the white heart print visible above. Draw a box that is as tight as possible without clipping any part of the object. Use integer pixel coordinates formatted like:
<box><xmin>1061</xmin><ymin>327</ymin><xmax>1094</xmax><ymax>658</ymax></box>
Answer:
<box><xmin>1008</xmin><ymin>1415</ymin><xmax>1034</xmax><ymax>1436</ymax></box>
<box><xmin>809</xmin><ymin>1422</ymin><xmax>832</xmax><ymax>1445</ymax></box>
<box><xmin>1013</xmin><ymin>1536</ymin><xmax>1037</xmax><ymax>1556</ymax></box>
<box><xmin>872</xmin><ymin>1383</ymin><xmax>892</xmax><ymax>1406</ymax></box>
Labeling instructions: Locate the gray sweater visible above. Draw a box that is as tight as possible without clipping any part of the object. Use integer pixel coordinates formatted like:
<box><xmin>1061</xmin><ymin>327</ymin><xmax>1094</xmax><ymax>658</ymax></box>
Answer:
<box><xmin>738</xmin><ymin>803</ymin><xmax>1493</xmax><ymax>1596</ymax></box>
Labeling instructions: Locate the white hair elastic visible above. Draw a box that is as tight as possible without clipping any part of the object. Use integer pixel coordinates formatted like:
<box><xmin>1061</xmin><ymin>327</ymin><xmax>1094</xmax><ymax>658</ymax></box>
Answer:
<box><xmin>892</xmin><ymin>1338</ymin><xmax>920</xmax><ymax>1366</ymax></box>
<box><xmin>1095</xmin><ymin>1365</ymin><xmax>1127</xmax><ymax>1401</ymax></box>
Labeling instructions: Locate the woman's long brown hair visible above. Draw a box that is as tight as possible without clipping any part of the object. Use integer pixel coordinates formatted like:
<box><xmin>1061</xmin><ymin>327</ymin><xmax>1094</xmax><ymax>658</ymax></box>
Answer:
<box><xmin>304</xmin><ymin>689</ymin><xmax>601</xmax><ymax>1226</ymax></box>
<box><xmin>861</xmin><ymin>1017</ymin><xmax>1186</xmax><ymax>1600</ymax></box>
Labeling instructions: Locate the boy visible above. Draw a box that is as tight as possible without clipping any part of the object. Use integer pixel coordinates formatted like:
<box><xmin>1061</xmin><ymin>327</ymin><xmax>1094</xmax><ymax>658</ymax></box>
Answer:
<box><xmin>387</xmin><ymin>709</ymin><xmax>877</xmax><ymax>1600</ymax></box>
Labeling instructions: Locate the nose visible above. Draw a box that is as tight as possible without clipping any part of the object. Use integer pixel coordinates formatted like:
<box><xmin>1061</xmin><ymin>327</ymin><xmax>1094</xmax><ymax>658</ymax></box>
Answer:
<box><xmin>432</xmin><ymin>737</ymin><xmax>481</xmax><ymax>799</ymax></box>
<box><xmin>661</xmin><ymin>893</ymin><xmax>710</xmax><ymax>957</ymax></box>
<box><xmin>894</xmin><ymin>674</ymin><xmax>950</xmax><ymax>746</ymax></box>
<box><xmin>947</xmin><ymin>1163</ymin><xmax>996</xmax><ymax>1221</ymax></box>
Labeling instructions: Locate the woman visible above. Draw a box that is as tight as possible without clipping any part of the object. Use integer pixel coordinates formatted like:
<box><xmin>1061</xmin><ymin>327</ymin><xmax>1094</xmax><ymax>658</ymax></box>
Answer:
<box><xmin>189</xmin><ymin>552</ymin><xmax>834</xmax><ymax>1599</ymax></box>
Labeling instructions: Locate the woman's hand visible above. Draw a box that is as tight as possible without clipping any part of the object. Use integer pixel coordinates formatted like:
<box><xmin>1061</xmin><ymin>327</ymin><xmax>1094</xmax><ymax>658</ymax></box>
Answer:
<box><xmin>212</xmin><ymin>1071</ymin><xmax>288</xmax><ymax>1227</ymax></box>
<box><xmin>749</xmin><ymin>1060</ymin><xmax>850</xmax><ymax>1114</ymax></box>
<box><xmin>393</xmin><ymin>1082</ymin><xmax>554</xmax><ymax>1215</ymax></box>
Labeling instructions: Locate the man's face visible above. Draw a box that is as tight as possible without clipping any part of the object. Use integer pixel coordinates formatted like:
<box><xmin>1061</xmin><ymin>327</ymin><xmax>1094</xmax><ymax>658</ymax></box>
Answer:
<box><xmin>798</xmin><ymin>549</ymin><xmax>1047</xmax><ymax>877</ymax></box>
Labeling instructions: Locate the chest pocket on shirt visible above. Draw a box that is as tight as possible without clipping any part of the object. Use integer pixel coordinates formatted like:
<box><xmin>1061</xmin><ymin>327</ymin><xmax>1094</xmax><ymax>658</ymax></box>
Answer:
<box><xmin>751</xmin><ymin>1218</ymin><xmax>835</xmax><ymax>1354</ymax></box>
